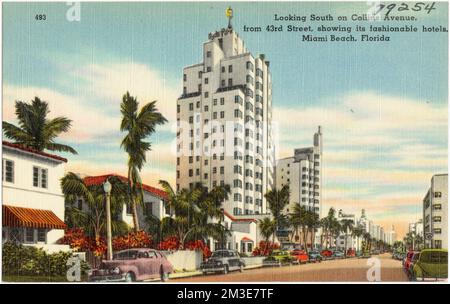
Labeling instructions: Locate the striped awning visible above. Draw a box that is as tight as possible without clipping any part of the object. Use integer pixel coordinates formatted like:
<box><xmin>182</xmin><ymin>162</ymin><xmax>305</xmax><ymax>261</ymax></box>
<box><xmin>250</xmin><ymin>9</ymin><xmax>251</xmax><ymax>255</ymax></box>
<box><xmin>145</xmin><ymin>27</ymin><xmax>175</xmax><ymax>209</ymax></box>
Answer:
<box><xmin>2</xmin><ymin>205</ymin><xmax>67</xmax><ymax>229</ymax></box>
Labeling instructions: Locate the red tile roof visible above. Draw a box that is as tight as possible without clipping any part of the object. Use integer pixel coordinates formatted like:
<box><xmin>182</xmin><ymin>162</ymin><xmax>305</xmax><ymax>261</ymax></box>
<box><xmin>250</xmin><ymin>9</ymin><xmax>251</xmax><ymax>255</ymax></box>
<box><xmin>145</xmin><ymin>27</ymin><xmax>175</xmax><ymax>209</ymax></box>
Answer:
<box><xmin>83</xmin><ymin>174</ymin><xmax>168</xmax><ymax>200</ymax></box>
<box><xmin>3</xmin><ymin>205</ymin><xmax>67</xmax><ymax>229</ymax></box>
<box><xmin>2</xmin><ymin>141</ymin><xmax>68</xmax><ymax>163</ymax></box>
<box><xmin>223</xmin><ymin>211</ymin><xmax>257</xmax><ymax>223</ymax></box>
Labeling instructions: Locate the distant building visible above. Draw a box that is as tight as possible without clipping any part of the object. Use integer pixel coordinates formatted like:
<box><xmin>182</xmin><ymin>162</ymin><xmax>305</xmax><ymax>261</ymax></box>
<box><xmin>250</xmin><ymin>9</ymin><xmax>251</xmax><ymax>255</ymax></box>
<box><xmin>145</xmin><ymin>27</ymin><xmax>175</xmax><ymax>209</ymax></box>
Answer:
<box><xmin>335</xmin><ymin>209</ymin><xmax>357</xmax><ymax>251</ymax></box>
<box><xmin>423</xmin><ymin>174</ymin><xmax>448</xmax><ymax>249</ymax></box>
<box><xmin>2</xmin><ymin>141</ymin><xmax>69</xmax><ymax>253</ymax></box>
<box><xmin>275</xmin><ymin>126</ymin><xmax>323</xmax><ymax>216</ymax></box>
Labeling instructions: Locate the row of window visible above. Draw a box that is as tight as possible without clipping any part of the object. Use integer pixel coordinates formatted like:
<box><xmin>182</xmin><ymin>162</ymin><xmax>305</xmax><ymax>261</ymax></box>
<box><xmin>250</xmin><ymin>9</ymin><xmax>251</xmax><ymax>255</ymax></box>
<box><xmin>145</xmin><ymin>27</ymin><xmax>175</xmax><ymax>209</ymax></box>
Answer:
<box><xmin>5</xmin><ymin>227</ymin><xmax>47</xmax><ymax>244</ymax></box>
<box><xmin>2</xmin><ymin>159</ymin><xmax>48</xmax><ymax>189</ymax></box>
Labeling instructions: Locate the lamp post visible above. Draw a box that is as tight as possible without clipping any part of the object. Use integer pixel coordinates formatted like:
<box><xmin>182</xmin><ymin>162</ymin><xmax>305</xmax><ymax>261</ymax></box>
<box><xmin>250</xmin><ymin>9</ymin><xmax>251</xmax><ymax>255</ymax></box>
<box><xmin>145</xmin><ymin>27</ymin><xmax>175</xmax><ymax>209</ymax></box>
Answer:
<box><xmin>103</xmin><ymin>178</ymin><xmax>113</xmax><ymax>260</ymax></box>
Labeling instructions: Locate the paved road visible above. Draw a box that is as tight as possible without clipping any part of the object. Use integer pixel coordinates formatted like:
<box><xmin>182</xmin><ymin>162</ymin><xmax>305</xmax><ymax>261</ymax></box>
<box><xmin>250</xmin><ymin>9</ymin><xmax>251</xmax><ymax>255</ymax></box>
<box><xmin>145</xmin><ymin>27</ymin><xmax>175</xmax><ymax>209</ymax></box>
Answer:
<box><xmin>173</xmin><ymin>253</ymin><xmax>408</xmax><ymax>282</ymax></box>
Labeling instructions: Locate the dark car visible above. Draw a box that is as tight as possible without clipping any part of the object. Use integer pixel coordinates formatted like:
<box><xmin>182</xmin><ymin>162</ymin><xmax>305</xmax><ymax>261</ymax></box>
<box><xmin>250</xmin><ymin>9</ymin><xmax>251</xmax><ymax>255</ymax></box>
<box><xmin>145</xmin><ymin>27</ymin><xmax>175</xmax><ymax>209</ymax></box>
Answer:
<box><xmin>201</xmin><ymin>250</ymin><xmax>245</xmax><ymax>274</ymax></box>
<box><xmin>308</xmin><ymin>250</ymin><xmax>323</xmax><ymax>262</ymax></box>
<box><xmin>89</xmin><ymin>248</ymin><xmax>174</xmax><ymax>282</ymax></box>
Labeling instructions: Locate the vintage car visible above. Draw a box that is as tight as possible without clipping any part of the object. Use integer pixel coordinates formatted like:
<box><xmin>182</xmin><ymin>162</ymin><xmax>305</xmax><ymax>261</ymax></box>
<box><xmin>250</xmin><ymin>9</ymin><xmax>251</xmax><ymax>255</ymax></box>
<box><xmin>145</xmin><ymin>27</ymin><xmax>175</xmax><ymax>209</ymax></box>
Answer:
<box><xmin>200</xmin><ymin>250</ymin><xmax>245</xmax><ymax>274</ymax></box>
<box><xmin>332</xmin><ymin>250</ymin><xmax>345</xmax><ymax>259</ymax></box>
<box><xmin>320</xmin><ymin>249</ymin><xmax>333</xmax><ymax>259</ymax></box>
<box><xmin>264</xmin><ymin>250</ymin><xmax>294</xmax><ymax>266</ymax></box>
<box><xmin>89</xmin><ymin>248</ymin><xmax>173</xmax><ymax>282</ymax></box>
<box><xmin>308</xmin><ymin>250</ymin><xmax>323</xmax><ymax>262</ymax></box>
<box><xmin>411</xmin><ymin>249</ymin><xmax>448</xmax><ymax>281</ymax></box>
<box><xmin>290</xmin><ymin>249</ymin><xmax>309</xmax><ymax>264</ymax></box>
<box><xmin>406</xmin><ymin>252</ymin><xmax>420</xmax><ymax>279</ymax></box>
<box><xmin>346</xmin><ymin>248</ymin><xmax>356</xmax><ymax>257</ymax></box>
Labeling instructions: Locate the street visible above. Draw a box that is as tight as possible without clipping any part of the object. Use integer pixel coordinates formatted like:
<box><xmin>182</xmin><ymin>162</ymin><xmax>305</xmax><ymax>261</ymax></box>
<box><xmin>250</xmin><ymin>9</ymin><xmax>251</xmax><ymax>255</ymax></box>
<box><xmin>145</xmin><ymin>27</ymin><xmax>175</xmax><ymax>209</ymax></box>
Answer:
<box><xmin>173</xmin><ymin>253</ymin><xmax>408</xmax><ymax>282</ymax></box>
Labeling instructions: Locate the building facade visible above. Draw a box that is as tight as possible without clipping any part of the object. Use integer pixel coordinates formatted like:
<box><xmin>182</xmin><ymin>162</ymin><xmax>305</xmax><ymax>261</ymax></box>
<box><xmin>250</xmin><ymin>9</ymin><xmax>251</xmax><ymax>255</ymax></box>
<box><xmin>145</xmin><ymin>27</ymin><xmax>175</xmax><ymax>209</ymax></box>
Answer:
<box><xmin>2</xmin><ymin>141</ymin><xmax>69</xmax><ymax>253</ymax></box>
<box><xmin>423</xmin><ymin>174</ymin><xmax>448</xmax><ymax>249</ymax></box>
<box><xmin>275</xmin><ymin>126</ymin><xmax>323</xmax><ymax>216</ymax></box>
<box><xmin>176</xmin><ymin>20</ymin><xmax>275</xmax><ymax>216</ymax></box>
<box><xmin>71</xmin><ymin>174</ymin><xmax>171</xmax><ymax>231</ymax></box>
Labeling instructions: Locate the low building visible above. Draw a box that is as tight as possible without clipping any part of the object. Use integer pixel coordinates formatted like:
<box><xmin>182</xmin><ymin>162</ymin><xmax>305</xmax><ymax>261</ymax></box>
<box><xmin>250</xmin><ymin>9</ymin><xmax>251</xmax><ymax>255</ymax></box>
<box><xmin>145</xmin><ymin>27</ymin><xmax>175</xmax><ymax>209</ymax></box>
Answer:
<box><xmin>71</xmin><ymin>174</ymin><xmax>170</xmax><ymax>231</ymax></box>
<box><xmin>207</xmin><ymin>211</ymin><xmax>260</xmax><ymax>255</ymax></box>
<box><xmin>335</xmin><ymin>209</ymin><xmax>357</xmax><ymax>251</ymax></box>
<box><xmin>423</xmin><ymin>174</ymin><xmax>448</xmax><ymax>249</ymax></box>
<box><xmin>2</xmin><ymin>141</ymin><xmax>69</xmax><ymax>253</ymax></box>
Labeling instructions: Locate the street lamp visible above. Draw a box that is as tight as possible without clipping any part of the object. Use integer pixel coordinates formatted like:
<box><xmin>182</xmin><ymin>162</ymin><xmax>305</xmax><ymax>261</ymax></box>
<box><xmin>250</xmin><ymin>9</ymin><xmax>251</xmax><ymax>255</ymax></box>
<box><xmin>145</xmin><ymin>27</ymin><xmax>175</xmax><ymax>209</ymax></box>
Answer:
<box><xmin>103</xmin><ymin>178</ymin><xmax>113</xmax><ymax>260</ymax></box>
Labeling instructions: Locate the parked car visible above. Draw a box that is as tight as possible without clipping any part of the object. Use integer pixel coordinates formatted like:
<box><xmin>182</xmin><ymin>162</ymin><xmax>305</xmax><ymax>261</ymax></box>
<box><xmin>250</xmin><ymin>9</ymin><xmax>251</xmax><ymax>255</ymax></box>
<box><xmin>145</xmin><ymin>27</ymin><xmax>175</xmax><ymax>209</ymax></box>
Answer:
<box><xmin>403</xmin><ymin>251</ymin><xmax>419</xmax><ymax>273</ymax></box>
<box><xmin>290</xmin><ymin>250</ymin><xmax>309</xmax><ymax>264</ymax></box>
<box><xmin>332</xmin><ymin>250</ymin><xmax>345</xmax><ymax>259</ymax></box>
<box><xmin>346</xmin><ymin>248</ymin><xmax>356</xmax><ymax>257</ymax></box>
<box><xmin>411</xmin><ymin>249</ymin><xmax>448</xmax><ymax>281</ymax></box>
<box><xmin>264</xmin><ymin>250</ymin><xmax>294</xmax><ymax>266</ymax></box>
<box><xmin>89</xmin><ymin>248</ymin><xmax>173</xmax><ymax>282</ymax></box>
<box><xmin>308</xmin><ymin>250</ymin><xmax>323</xmax><ymax>263</ymax></box>
<box><xmin>201</xmin><ymin>250</ymin><xmax>245</xmax><ymax>275</ymax></box>
<box><xmin>320</xmin><ymin>249</ymin><xmax>333</xmax><ymax>259</ymax></box>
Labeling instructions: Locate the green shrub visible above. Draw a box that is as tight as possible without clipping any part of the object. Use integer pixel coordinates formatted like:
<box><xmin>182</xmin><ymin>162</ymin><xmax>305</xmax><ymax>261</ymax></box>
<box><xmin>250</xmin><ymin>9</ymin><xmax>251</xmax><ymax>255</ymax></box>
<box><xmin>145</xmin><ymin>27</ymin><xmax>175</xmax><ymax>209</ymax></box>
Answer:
<box><xmin>2</xmin><ymin>242</ymin><xmax>90</xmax><ymax>277</ymax></box>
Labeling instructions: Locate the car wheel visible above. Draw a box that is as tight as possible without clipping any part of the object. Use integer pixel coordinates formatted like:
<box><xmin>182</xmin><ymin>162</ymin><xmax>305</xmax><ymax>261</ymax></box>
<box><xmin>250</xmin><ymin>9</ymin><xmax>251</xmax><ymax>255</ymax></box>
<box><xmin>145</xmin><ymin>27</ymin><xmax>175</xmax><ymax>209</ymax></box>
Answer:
<box><xmin>223</xmin><ymin>265</ymin><xmax>229</xmax><ymax>274</ymax></box>
<box><xmin>160</xmin><ymin>266</ymin><xmax>170</xmax><ymax>282</ymax></box>
<box><xmin>125</xmin><ymin>272</ymin><xmax>136</xmax><ymax>282</ymax></box>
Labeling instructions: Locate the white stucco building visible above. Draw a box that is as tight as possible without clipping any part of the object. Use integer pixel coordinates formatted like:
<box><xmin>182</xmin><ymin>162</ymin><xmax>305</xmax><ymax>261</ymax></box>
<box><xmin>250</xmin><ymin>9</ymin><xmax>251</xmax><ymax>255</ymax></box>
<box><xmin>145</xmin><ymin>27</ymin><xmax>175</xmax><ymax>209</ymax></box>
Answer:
<box><xmin>275</xmin><ymin>126</ymin><xmax>323</xmax><ymax>216</ymax></box>
<box><xmin>73</xmin><ymin>174</ymin><xmax>171</xmax><ymax>230</ymax></box>
<box><xmin>423</xmin><ymin>174</ymin><xmax>447</xmax><ymax>249</ymax></box>
<box><xmin>2</xmin><ymin>141</ymin><xmax>69</xmax><ymax>253</ymax></box>
<box><xmin>176</xmin><ymin>16</ymin><xmax>275</xmax><ymax>216</ymax></box>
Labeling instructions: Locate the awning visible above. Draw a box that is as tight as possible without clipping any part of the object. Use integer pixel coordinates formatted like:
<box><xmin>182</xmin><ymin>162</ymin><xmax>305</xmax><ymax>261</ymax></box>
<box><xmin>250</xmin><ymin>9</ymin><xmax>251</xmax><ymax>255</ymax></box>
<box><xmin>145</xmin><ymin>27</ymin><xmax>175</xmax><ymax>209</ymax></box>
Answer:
<box><xmin>241</xmin><ymin>237</ymin><xmax>254</xmax><ymax>242</ymax></box>
<box><xmin>2</xmin><ymin>205</ymin><xmax>67</xmax><ymax>229</ymax></box>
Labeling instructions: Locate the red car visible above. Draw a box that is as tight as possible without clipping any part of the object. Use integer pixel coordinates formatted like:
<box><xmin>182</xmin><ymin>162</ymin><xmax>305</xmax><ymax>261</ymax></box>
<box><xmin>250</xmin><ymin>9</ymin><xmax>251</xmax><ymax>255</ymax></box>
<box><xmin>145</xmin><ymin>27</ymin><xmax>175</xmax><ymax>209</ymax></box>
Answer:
<box><xmin>321</xmin><ymin>249</ymin><xmax>333</xmax><ymax>258</ymax></box>
<box><xmin>403</xmin><ymin>251</ymin><xmax>420</xmax><ymax>273</ymax></box>
<box><xmin>346</xmin><ymin>248</ymin><xmax>356</xmax><ymax>257</ymax></box>
<box><xmin>291</xmin><ymin>250</ymin><xmax>309</xmax><ymax>264</ymax></box>
<box><xmin>89</xmin><ymin>248</ymin><xmax>174</xmax><ymax>282</ymax></box>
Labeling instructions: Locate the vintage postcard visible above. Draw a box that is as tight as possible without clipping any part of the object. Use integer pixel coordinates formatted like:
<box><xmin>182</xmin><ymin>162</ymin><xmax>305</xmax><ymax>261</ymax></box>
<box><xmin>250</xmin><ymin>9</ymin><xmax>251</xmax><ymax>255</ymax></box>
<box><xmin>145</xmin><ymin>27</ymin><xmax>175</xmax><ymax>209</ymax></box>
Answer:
<box><xmin>1</xmin><ymin>0</ymin><xmax>448</xmax><ymax>289</ymax></box>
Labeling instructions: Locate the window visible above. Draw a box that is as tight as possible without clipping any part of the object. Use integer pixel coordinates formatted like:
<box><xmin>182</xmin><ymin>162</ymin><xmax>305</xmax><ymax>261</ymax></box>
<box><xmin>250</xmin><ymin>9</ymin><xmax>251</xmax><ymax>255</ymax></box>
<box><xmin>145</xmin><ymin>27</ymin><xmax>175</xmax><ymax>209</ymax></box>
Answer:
<box><xmin>10</xmin><ymin>228</ymin><xmax>22</xmax><ymax>243</ymax></box>
<box><xmin>183</xmin><ymin>74</ymin><xmax>187</xmax><ymax>81</ymax></box>
<box><xmin>220</xmin><ymin>98</ymin><xmax>225</xmax><ymax>105</ymax></box>
<box><xmin>206</xmin><ymin>51</ymin><xmax>211</xmax><ymax>58</ymax></box>
<box><xmin>2</xmin><ymin>159</ymin><xmax>14</xmax><ymax>183</ymax></box>
<box><xmin>189</xmin><ymin>156</ymin><xmax>193</xmax><ymax>163</ymax></box>
<box><xmin>433</xmin><ymin>216</ymin><xmax>442</xmax><ymax>222</ymax></box>
<box><xmin>37</xmin><ymin>229</ymin><xmax>46</xmax><ymax>243</ymax></box>
<box><xmin>213</xmin><ymin>99</ymin><xmax>217</xmax><ymax>106</ymax></box>
<box><xmin>25</xmin><ymin>228</ymin><xmax>34</xmax><ymax>243</ymax></box>
<box><xmin>33</xmin><ymin>167</ymin><xmax>48</xmax><ymax>188</ymax></box>
<box><xmin>189</xmin><ymin>116</ymin><xmax>193</xmax><ymax>123</ymax></box>
<box><xmin>220</xmin><ymin>111</ymin><xmax>225</xmax><ymax>119</ymax></box>
<box><xmin>235</xmin><ymin>95</ymin><xmax>243</xmax><ymax>105</ymax></box>
<box><xmin>228</xmin><ymin>78</ymin><xmax>233</xmax><ymax>86</ymax></box>
<box><xmin>198</xmin><ymin>71</ymin><xmax>202</xmax><ymax>78</ymax></box>
<box><xmin>204</xmin><ymin>78</ymin><xmax>209</xmax><ymax>84</ymax></box>
<box><xmin>189</xmin><ymin>169</ymin><xmax>193</xmax><ymax>177</ymax></box>
<box><xmin>196</xmin><ymin>101</ymin><xmax>200</xmax><ymax>108</ymax></box>
<box><xmin>228</xmin><ymin>65</ymin><xmax>233</xmax><ymax>73</ymax></box>
<box><xmin>189</xmin><ymin>103</ymin><xmax>194</xmax><ymax>110</ymax></box>
<box><xmin>221</xmin><ymin>66</ymin><xmax>225</xmax><ymax>73</ymax></box>
<box><xmin>220</xmin><ymin>167</ymin><xmax>224</xmax><ymax>174</ymax></box>
<box><xmin>204</xmin><ymin>92</ymin><xmax>209</xmax><ymax>98</ymax></box>
<box><xmin>433</xmin><ymin>228</ymin><xmax>442</xmax><ymax>234</ymax></box>
<box><xmin>434</xmin><ymin>192</ymin><xmax>442</xmax><ymax>198</ymax></box>
<box><xmin>246</xmin><ymin>75</ymin><xmax>253</xmax><ymax>84</ymax></box>
<box><xmin>246</xmin><ymin>61</ymin><xmax>254</xmax><ymax>71</ymax></box>
<box><xmin>434</xmin><ymin>204</ymin><xmax>442</xmax><ymax>210</ymax></box>
<box><xmin>206</xmin><ymin>66</ymin><xmax>211</xmax><ymax>72</ymax></box>
<box><xmin>434</xmin><ymin>240</ymin><xmax>442</xmax><ymax>249</ymax></box>
<box><xmin>177</xmin><ymin>104</ymin><xmax>180</xmax><ymax>113</ymax></box>
<box><xmin>221</xmin><ymin>80</ymin><xmax>225</xmax><ymax>87</ymax></box>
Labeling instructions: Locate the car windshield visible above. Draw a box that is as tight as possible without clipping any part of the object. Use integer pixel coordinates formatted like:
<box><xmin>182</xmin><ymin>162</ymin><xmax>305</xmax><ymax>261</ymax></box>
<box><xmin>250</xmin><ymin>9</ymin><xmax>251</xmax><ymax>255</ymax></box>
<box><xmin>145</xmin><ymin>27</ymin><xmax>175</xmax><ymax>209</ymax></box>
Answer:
<box><xmin>114</xmin><ymin>250</ymin><xmax>138</xmax><ymax>260</ymax></box>
<box><xmin>211</xmin><ymin>251</ymin><xmax>233</xmax><ymax>258</ymax></box>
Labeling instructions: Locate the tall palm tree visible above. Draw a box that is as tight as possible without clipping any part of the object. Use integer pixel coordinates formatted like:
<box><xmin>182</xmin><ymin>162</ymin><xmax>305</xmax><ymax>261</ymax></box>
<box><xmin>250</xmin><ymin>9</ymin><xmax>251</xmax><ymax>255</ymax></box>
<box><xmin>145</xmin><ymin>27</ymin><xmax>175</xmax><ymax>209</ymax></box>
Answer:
<box><xmin>289</xmin><ymin>204</ymin><xmax>304</xmax><ymax>244</ymax></box>
<box><xmin>340</xmin><ymin>219</ymin><xmax>354</xmax><ymax>256</ymax></box>
<box><xmin>259</xmin><ymin>217</ymin><xmax>276</xmax><ymax>244</ymax></box>
<box><xmin>120</xmin><ymin>92</ymin><xmax>167</xmax><ymax>231</ymax></box>
<box><xmin>352</xmin><ymin>226</ymin><xmax>363</xmax><ymax>252</ymax></box>
<box><xmin>264</xmin><ymin>185</ymin><xmax>290</xmax><ymax>243</ymax></box>
<box><xmin>62</xmin><ymin>173</ymin><xmax>129</xmax><ymax>238</ymax></box>
<box><xmin>3</xmin><ymin>97</ymin><xmax>77</xmax><ymax>154</ymax></box>
<box><xmin>305</xmin><ymin>209</ymin><xmax>320</xmax><ymax>252</ymax></box>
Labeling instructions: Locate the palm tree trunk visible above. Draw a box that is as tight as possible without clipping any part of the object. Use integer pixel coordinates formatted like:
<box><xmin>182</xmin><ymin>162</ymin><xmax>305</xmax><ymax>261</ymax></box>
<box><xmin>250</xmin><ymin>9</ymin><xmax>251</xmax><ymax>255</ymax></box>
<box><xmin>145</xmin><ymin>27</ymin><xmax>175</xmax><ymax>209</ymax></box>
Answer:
<box><xmin>131</xmin><ymin>196</ymin><xmax>140</xmax><ymax>232</ymax></box>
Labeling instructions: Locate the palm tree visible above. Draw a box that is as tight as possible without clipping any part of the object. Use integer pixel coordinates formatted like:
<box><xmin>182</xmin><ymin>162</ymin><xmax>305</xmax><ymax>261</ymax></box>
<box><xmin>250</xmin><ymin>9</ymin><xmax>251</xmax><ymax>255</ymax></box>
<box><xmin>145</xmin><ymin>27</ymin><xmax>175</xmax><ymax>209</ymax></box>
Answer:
<box><xmin>120</xmin><ymin>92</ymin><xmax>167</xmax><ymax>231</ymax></box>
<box><xmin>158</xmin><ymin>180</ymin><xmax>231</xmax><ymax>249</ymax></box>
<box><xmin>340</xmin><ymin>219</ymin><xmax>354</xmax><ymax>256</ymax></box>
<box><xmin>264</xmin><ymin>185</ymin><xmax>290</xmax><ymax>243</ymax></box>
<box><xmin>62</xmin><ymin>173</ymin><xmax>129</xmax><ymax>239</ymax></box>
<box><xmin>305</xmin><ymin>209</ymin><xmax>320</xmax><ymax>252</ymax></box>
<box><xmin>352</xmin><ymin>226</ymin><xmax>363</xmax><ymax>252</ymax></box>
<box><xmin>289</xmin><ymin>204</ymin><xmax>304</xmax><ymax>244</ymax></box>
<box><xmin>3</xmin><ymin>97</ymin><xmax>77</xmax><ymax>154</ymax></box>
<box><xmin>259</xmin><ymin>217</ymin><xmax>276</xmax><ymax>244</ymax></box>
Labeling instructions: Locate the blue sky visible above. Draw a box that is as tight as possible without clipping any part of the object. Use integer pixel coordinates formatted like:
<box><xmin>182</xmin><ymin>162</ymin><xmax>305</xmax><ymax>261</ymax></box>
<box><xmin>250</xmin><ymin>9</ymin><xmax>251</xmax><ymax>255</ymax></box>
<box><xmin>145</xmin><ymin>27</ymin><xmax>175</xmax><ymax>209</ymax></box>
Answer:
<box><xmin>3</xmin><ymin>2</ymin><xmax>448</xmax><ymax>237</ymax></box>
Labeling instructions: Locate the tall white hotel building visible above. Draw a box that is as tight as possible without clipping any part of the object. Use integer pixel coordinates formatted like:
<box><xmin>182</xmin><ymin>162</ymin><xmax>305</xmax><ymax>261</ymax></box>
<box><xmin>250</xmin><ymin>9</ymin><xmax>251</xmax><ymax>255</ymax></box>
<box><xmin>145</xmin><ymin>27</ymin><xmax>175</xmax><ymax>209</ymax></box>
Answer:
<box><xmin>176</xmin><ymin>18</ymin><xmax>275</xmax><ymax>216</ymax></box>
<box><xmin>275</xmin><ymin>127</ymin><xmax>323</xmax><ymax>217</ymax></box>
